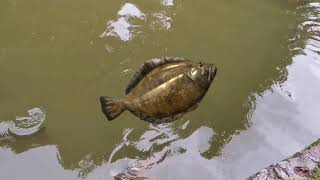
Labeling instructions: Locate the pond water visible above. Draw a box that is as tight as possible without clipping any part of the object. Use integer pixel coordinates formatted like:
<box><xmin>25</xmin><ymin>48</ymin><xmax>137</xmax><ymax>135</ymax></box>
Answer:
<box><xmin>0</xmin><ymin>0</ymin><xmax>320</xmax><ymax>179</ymax></box>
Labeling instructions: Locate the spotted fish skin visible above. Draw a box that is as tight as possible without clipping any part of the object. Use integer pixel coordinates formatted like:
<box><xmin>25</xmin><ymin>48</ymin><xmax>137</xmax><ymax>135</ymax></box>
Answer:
<box><xmin>100</xmin><ymin>57</ymin><xmax>217</xmax><ymax>123</ymax></box>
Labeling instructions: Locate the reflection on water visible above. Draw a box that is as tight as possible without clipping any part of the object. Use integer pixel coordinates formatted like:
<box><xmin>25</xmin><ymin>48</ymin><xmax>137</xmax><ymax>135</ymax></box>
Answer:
<box><xmin>212</xmin><ymin>2</ymin><xmax>320</xmax><ymax>179</ymax></box>
<box><xmin>0</xmin><ymin>0</ymin><xmax>320</xmax><ymax>180</ymax></box>
<box><xmin>161</xmin><ymin>0</ymin><xmax>174</xmax><ymax>7</ymax></box>
<box><xmin>100</xmin><ymin>3</ymin><xmax>145</xmax><ymax>42</ymax></box>
<box><xmin>88</xmin><ymin>123</ymin><xmax>214</xmax><ymax>179</ymax></box>
<box><xmin>0</xmin><ymin>121</ymin><xmax>14</xmax><ymax>141</ymax></box>
<box><xmin>100</xmin><ymin>1</ymin><xmax>175</xmax><ymax>42</ymax></box>
<box><xmin>0</xmin><ymin>107</ymin><xmax>46</xmax><ymax>140</ymax></box>
<box><xmin>117</xmin><ymin>3</ymin><xmax>145</xmax><ymax>18</ymax></box>
<box><xmin>150</xmin><ymin>12</ymin><xmax>173</xmax><ymax>31</ymax></box>
<box><xmin>108</xmin><ymin>128</ymin><xmax>133</xmax><ymax>163</ymax></box>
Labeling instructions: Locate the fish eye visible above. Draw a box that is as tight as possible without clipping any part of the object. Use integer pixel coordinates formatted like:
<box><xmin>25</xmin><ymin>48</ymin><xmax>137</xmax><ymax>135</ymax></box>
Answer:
<box><xmin>199</xmin><ymin>62</ymin><xmax>203</xmax><ymax>67</ymax></box>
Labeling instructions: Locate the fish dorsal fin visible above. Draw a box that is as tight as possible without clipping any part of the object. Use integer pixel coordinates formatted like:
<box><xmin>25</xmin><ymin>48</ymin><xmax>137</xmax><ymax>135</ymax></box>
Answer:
<box><xmin>125</xmin><ymin>57</ymin><xmax>190</xmax><ymax>95</ymax></box>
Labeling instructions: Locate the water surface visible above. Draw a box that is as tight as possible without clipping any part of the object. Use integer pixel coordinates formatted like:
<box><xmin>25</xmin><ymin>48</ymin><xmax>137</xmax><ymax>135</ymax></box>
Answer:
<box><xmin>0</xmin><ymin>0</ymin><xmax>320</xmax><ymax>179</ymax></box>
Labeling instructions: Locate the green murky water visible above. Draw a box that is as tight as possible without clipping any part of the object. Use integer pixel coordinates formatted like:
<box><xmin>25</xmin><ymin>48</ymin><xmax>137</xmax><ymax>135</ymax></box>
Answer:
<box><xmin>1</xmin><ymin>0</ymin><xmax>320</xmax><ymax>179</ymax></box>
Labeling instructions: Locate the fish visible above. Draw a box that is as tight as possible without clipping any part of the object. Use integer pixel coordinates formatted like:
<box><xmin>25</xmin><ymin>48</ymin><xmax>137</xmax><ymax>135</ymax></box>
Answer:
<box><xmin>100</xmin><ymin>57</ymin><xmax>217</xmax><ymax>123</ymax></box>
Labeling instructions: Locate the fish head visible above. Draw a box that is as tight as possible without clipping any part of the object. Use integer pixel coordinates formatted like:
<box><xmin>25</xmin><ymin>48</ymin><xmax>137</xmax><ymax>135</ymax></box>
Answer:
<box><xmin>188</xmin><ymin>62</ymin><xmax>217</xmax><ymax>89</ymax></box>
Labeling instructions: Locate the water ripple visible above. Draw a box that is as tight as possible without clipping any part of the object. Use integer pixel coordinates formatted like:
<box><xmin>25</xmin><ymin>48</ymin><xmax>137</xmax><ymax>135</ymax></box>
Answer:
<box><xmin>105</xmin><ymin>125</ymin><xmax>214</xmax><ymax>179</ymax></box>
<box><xmin>0</xmin><ymin>107</ymin><xmax>46</xmax><ymax>139</ymax></box>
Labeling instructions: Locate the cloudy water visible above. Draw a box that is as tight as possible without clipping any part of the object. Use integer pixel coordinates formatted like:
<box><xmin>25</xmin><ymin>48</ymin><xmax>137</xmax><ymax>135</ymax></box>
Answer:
<box><xmin>0</xmin><ymin>0</ymin><xmax>320</xmax><ymax>179</ymax></box>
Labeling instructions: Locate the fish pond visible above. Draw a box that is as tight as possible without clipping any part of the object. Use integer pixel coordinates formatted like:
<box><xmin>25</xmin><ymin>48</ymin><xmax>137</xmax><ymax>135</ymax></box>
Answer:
<box><xmin>0</xmin><ymin>0</ymin><xmax>320</xmax><ymax>179</ymax></box>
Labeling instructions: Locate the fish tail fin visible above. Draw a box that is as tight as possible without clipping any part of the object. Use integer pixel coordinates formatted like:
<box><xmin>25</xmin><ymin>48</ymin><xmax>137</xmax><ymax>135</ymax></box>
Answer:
<box><xmin>99</xmin><ymin>96</ymin><xmax>126</xmax><ymax>121</ymax></box>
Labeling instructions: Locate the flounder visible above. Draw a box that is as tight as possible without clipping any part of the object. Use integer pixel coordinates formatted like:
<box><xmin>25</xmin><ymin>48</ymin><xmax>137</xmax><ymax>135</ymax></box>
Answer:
<box><xmin>100</xmin><ymin>57</ymin><xmax>217</xmax><ymax>123</ymax></box>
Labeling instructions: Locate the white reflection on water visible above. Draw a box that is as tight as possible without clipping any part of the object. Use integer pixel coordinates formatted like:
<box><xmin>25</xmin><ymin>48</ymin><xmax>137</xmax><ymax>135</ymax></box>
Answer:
<box><xmin>117</xmin><ymin>3</ymin><xmax>145</xmax><ymax>19</ymax></box>
<box><xmin>208</xmin><ymin>51</ymin><xmax>320</xmax><ymax>179</ymax></box>
<box><xmin>0</xmin><ymin>121</ymin><xmax>13</xmax><ymax>141</ymax></box>
<box><xmin>310</xmin><ymin>2</ymin><xmax>320</xmax><ymax>8</ymax></box>
<box><xmin>0</xmin><ymin>107</ymin><xmax>46</xmax><ymax>139</ymax></box>
<box><xmin>0</xmin><ymin>145</ymin><xmax>78</xmax><ymax>180</ymax></box>
<box><xmin>9</xmin><ymin>108</ymin><xmax>46</xmax><ymax>137</ymax></box>
<box><xmin>85</xmin><ymin>124</ymin><xmax>214</xmax><ymax>179</ymax></box>
<box><xmin>108</xmin><ymin>128</ymin><xmax>133</xmax><ymax>163</ymax></box>
<box><xmin>192</xmin><ymin>3</ymin><xmax>320</xmax><ymax>179</ymax></box>
<box><xmin>100</xmin><ymin>17</ymin><xmax>136</xmax><ymax>42</ymax></box>
<box><xmin>150</xmin><ymin>12</ymin><xmax>173</xmax><ymax>31</ymax></box>
<box><xmin>101</xmin><ymin>2</ymin><xmax>176</xmax><ymax>42</ymax></box>
<box><xmin>100</xmin><ymin>3</ymin><xmax>145</xmax><ymax>41</ymax></box>
<box><xmin>162</xmin><ymin>0</ymin><xmax>174</xmax><ymax>7</ymax></box>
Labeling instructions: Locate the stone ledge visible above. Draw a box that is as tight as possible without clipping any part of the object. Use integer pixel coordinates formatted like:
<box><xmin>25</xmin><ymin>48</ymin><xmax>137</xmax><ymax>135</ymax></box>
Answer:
<box><xmin>246</xmin><ymin>139</ymin><xmax>320</xmax><ymax>180</ymax></box>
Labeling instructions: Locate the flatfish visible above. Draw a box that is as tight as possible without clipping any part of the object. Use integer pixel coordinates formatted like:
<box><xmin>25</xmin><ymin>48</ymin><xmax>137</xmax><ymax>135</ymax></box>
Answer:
<box><xmin>100</xmin><ymin>57</ymin><xmax>217</xmax><ymax>123</ymax></box>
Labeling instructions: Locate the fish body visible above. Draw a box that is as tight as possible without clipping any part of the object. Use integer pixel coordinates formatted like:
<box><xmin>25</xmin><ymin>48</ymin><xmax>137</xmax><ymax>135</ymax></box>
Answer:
<box><xmin>100</xmin><ymin>57</ymin><xmax>217</xmax><ymax>123</ymax></box>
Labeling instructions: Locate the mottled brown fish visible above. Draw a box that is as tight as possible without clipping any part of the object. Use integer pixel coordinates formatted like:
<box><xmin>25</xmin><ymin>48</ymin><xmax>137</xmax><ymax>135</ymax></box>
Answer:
<box><xmin>100</xmin><ymin>57</ymin><xmax>217</xmax><ymax>123</ymax></box>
